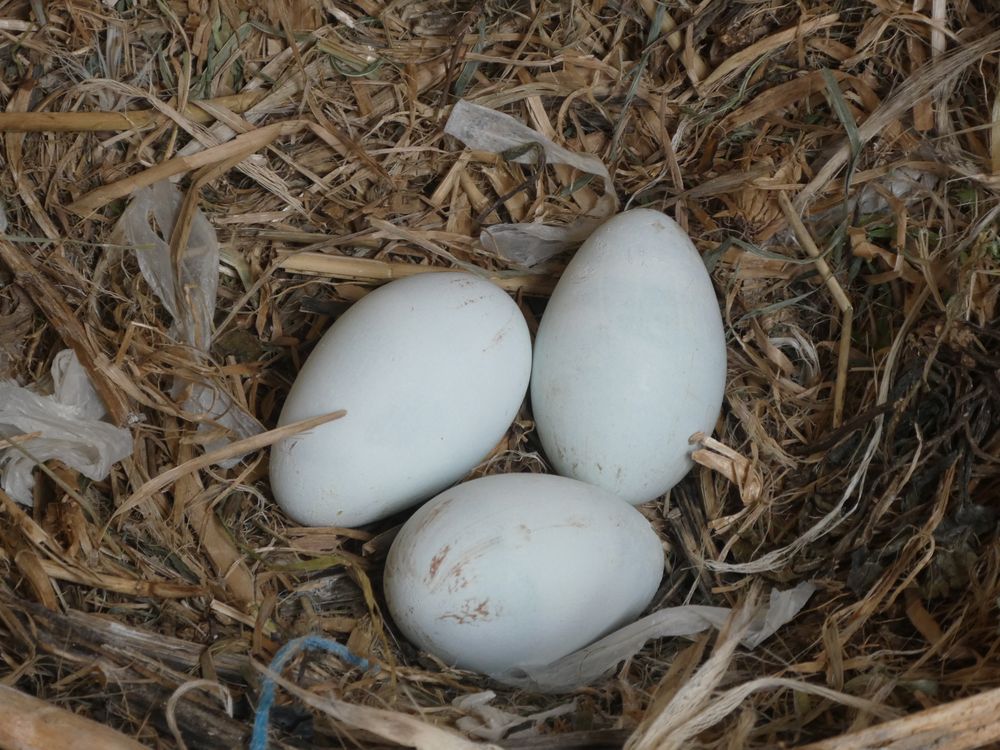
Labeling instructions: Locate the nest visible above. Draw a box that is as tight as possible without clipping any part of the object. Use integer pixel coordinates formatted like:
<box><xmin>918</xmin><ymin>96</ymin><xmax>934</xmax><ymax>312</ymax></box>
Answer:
<box><xmin>1</xmin><ymin>1</ymin><xmax>1000</xmax><ymax>748</ymax></box>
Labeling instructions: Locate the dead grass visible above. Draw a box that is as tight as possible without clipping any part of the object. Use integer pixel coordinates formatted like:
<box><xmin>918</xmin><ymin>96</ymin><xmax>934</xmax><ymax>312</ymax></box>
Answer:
<box><xmin>1</xmin><ymin>0</ymin><xmax>1000</xmax><ymax>748</ymax></box>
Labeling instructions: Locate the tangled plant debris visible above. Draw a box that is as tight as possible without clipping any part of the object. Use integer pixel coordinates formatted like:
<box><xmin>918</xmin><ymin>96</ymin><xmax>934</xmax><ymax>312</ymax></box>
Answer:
<box><xmin>0</xmin><ymin>1</ymin><xmax>999</xmax><ymax>749</ymax></box>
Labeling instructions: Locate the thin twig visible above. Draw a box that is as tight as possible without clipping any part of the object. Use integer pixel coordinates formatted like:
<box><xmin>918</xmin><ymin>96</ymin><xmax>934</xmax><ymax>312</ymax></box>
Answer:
<box><xmin>0</xmin><ymin>91</ymin><xmax>266</xmax><ymax>132</ymax></box>
<box><xmin>0</xmin><ymin>432</ymin><xmax>42</xmax><ymax>450</ymax></box>
<box><xmin>109</xmin><ymin>410</ymin><xmax>346</xmax><ymax>524</ymax></box>
<box><xmin>276</xmin><ymin>253</ymin><xmax>557</xmax><ymax>295</ymax></box>
<box><xmin>778</xmin><ymin>191</ymin><xmax>853</xmax><ymax>427</ymax></box>
<box><xmin>0</xmin><ymin>684</ymin><xmax>148</xmax><ymax>749</ymax></box>
<box><xmin>794</xmin><ymin>685</ymin><xmax>1000</xmax><ymax>750</ymax></box>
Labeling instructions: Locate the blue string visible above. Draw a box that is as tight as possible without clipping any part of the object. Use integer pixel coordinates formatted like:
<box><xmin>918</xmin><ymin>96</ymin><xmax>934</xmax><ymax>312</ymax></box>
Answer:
<box><xmin>250</xmin><ymin>634</ymin><xmax>376</xmax><ymax>750</ymax></box>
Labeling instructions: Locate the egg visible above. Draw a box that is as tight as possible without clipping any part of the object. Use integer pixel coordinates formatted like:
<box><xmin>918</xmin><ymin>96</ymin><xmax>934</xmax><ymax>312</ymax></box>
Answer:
<box><xmin>270</xmin><ymin>272</ymin><xmax>531</xmax><ymax>527</ymax></box>
<box><xmin>384</xmin><ymin>473</ymin><xmax>664</xmax><ymax>675</ymax></box>
<box><xmin>530</xmin><ymin>208</ymin><xmax>727</xmax><ymax>504</ymax></box>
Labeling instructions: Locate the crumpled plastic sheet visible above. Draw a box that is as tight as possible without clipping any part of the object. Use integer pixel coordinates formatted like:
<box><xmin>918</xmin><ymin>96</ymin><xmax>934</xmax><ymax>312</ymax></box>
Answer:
<box><xmin>0</xmin><ymin>349</ymin><xmax>133</xmax><ymax>504</ymax></box>
<box><xmin>489</xmin><ymin>581</ymin><xmax>817</xmax><ymax>693</ymax></box>
<box><xmin>1</xmin><ymin>207</ymin><xmax>128</xmax><ymax>504</ymax></box>
<box><xmin>444</xmin><ymin>99</ymin><xmax>619</xmax><ymax>267</ymax></box>
<box><xmin>111</xmin><ymin>181</ymin><xmax>262</xmax><ymax>465</ymax></box>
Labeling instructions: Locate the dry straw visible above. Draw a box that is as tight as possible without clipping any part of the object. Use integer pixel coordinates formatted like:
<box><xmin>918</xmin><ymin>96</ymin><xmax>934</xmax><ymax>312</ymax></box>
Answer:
<box><xmin>1</xmin><ymin>1</ymin><xmax>1000</xmax><ymax>749</ymax></box>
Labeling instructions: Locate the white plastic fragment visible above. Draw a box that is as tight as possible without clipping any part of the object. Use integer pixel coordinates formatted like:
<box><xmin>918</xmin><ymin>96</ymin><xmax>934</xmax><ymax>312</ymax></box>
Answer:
<box><xmin>489</xmin><ymin>582</ymin><xmax>817</xmax><ymax>693</ymax></box>
<box><xmin>790</xmin><ymin>166</ymin><xmax>939</xmax><ymax>244</ymax></box>
<box><xmin>50</xmin><ymin>346</ymin><xmax>111</xmax><ymax>420</ymax></box>
<box><xmin>444</xmin><ymin>99</ymin><xmax>618</xmax><ymax>266</ymax></box>
<box><xmin>111</xmin><ymin>181</ymin><xmax>261</xmax><ymax>463</ymax></box>
<box><xmin>0</xmin><ymin>349</ymin><xmax>133</xmax><ymax>504</ymax></box>
<box><xmin>855</xmin><ymin>166</ymin><xmax>938</xmax><ymax>215</ymax></box>
<box><xmin>475</xmin><ymin>221</ymin><xmax>607</xmax><ymax>268</ymax></box>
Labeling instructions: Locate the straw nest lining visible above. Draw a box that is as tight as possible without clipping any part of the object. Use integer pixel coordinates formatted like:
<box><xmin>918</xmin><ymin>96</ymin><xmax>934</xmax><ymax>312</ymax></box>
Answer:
<box><xmin>1</xmin><ymin>0</ymin><xmax>1000</xmax><ymax>748</ymax></box>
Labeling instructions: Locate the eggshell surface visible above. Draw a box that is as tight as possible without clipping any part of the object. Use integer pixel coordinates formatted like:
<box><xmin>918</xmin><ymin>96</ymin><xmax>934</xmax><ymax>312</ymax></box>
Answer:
<box><xmin>384</xmin><ymin>473</ymin><xmax>664</xmax><ymax>674</ymax></box>
<box><xmin>530</xmin><ymin>209</ymin><xmax>727</xmax><ymax>504</ymax></box>
<box><xmin>269</xmin><ymin>273</ymin><xmax>531</xmax><ymax>527</ymax></box>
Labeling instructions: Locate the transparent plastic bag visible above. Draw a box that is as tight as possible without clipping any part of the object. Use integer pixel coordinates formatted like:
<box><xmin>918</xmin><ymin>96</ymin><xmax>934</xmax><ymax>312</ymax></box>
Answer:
<box><xmin>111</xmin><ymin>181</ymin><xmax>262</xmax><ymax>464</ymax></box>
<box><xmin>114</xmin><ymin>181</ymin><xmax>217</xmax><ymax>351</ymax></box>
<box><xmin>444</xmin><ymin>99</ymin><xmax>618</xmax><ymax>266</ymax></box>
<box><xmin>0</xmin><ymin>350</ymin><xmax>133</xmax><ymax>504</ymax></box>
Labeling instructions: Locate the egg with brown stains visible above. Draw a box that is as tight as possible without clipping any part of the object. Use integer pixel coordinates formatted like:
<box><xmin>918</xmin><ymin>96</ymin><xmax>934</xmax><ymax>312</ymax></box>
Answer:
<box><xmin>383</xmin><ymin>473</ymin><xmax>664</xmax><ymax>675</ymax></box>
